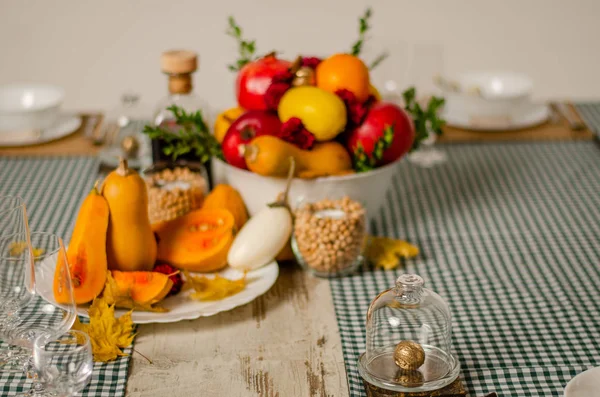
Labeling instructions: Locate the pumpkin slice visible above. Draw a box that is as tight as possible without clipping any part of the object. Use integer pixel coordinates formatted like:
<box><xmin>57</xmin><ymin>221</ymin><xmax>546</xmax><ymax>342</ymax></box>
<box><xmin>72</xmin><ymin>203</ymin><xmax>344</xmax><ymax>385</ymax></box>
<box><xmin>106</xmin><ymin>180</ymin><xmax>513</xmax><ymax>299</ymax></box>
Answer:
<box><xmin>154</xmin><ymin>208</ymin><xmax>235</xmax><ymax>272</ymax></box>
<box><xmin>54</xmin><ymin>182</ymin><xmax>109</xmax><ymax>304</ymax></box>
<box><xmin>110</xmin><ymin>270</ymin><xmax>173</xmax><ymax>305</ymax></box>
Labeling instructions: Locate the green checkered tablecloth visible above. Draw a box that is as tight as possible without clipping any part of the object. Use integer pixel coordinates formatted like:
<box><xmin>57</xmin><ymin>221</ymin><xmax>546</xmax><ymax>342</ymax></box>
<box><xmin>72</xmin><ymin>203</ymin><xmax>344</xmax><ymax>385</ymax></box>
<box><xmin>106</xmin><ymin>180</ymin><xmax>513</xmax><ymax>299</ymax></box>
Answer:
<box><xmin>330</xmin><ymin>141</ymin><xmax>600</xmax><ymax>396</ymax></box>
<box><xmin>575</xmin><ymin>102</ymin><xmax>600</xmax><ymax>137</ymax></box>
<box><xmin>0</xmin><ymin>156</ymin><xmax>132</xmax><ymax>396</ymax></box>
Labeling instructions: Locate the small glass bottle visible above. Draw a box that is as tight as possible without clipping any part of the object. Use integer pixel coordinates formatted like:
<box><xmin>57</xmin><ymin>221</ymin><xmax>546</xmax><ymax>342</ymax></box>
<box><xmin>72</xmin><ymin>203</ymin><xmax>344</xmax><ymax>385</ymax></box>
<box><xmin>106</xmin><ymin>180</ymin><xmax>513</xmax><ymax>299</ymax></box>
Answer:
<box><xmin>151</xmin><ymin>50</ymin><xmax>213</xmax><ymax>165</ymax></box>
<box><xmin>97</xmin><ymin>92</ymin><xmax>152</xmax><ymax>170</ymax></box>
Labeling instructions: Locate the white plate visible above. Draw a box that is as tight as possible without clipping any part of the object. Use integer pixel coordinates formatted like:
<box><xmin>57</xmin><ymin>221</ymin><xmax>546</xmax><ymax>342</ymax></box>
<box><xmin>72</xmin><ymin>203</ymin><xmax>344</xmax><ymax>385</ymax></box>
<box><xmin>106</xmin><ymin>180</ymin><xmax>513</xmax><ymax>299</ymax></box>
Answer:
<box><xmin>37</xmin><ymin>260</ymin><xmax>279</xmax><ymax>324</ymax></box>
<box><xmin>564</xmin><ymin>367</ymin><xmax>600</xmax><ymax>397</ymax></box>
<box><xmin>443</xmin><ymin>104</ymin><xmax>549</xmax><ymax>132</ymax></box>
<box><xmin>0</xmin><ymin>114</ymin><xmax>81</xmax><ymax>147</ymax></box>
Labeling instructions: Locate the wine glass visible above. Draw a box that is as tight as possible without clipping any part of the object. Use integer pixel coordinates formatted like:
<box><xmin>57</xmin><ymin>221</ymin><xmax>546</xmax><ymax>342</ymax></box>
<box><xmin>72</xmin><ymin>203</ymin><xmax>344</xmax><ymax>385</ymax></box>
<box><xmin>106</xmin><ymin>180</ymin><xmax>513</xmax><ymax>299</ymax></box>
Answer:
<box><xmin>4</xmin><ymin>232</ymin><xmax>77</xmax><ymax>396</ymax></box>
<box><xmin>33</xmin><ymin>330</ymin><xmax>93</xmax><ymax>397</ymax></box>
<box><xmin>7</xmin><ymin>232</ymin><xmax>76</xmax><ymax>349</ymax></box>
<box><xmin>404</xmin><ymin>42</ymin><xmax>447</xmax><ymax>167</ymax></box>
<box><xmin>0</xmin><ymin>195</ymin><xmax>34</xmax><ymax>367</ymax></box>
<box><xmin>369</xmin><ymin>41</ymin><xmax>447</xmax><ymax>167</ymax></box>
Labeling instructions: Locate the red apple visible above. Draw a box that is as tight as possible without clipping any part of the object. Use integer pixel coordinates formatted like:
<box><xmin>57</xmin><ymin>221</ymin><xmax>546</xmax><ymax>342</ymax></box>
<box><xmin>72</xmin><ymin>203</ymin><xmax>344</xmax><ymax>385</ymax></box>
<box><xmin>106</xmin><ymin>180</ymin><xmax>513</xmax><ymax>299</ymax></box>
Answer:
<box><xmin>236</xmin><ymin>55</ymin><xmax>292</xmax><ymax>110</ymax></box>
<box><xmin>346</xmin><ymin>102</ymin><xmax>415</xmax><ymax>168</ymax></box>
<box><xmin>221</xmin><ymin>110</ymin><xmax>282</xmax><ymax>169</ymax></box>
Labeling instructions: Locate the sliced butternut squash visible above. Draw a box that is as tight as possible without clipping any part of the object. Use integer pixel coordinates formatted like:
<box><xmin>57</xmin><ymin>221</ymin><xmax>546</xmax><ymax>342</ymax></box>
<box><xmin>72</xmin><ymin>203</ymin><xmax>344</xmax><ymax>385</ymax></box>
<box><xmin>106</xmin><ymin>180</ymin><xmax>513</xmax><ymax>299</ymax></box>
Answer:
<box><xmin>154</xmin><ymin>208</ymin><xmax>235</xmax><ymax>272</ymax></box>
<box><xmin>54</xmin><ymin>182</ymin><xmax>109</xmax><ymax>305</ymax></box>
<box><xmin>110</xmin><ymin>270</ymin><xmax>173</xmax><ymax>305</ymax></box>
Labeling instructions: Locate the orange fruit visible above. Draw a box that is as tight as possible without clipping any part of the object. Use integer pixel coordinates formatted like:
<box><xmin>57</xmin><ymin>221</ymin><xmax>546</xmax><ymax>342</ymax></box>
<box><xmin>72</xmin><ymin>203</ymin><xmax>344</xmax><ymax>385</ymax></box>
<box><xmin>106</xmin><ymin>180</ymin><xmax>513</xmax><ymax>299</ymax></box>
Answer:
<box><xmin>213</xmin><ymin>107</ymin><xmax>245</xmax><ymax>143</ymax></box>
<box><xmin>316</xmin><ymin>54</ymin><xmax>370</xmax><ymax>102</ymax></box>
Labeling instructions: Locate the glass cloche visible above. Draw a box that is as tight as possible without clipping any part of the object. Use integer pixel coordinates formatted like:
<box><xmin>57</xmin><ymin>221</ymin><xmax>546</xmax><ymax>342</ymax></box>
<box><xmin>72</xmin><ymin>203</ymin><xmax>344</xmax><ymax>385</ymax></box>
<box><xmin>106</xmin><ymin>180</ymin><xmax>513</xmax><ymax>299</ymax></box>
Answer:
<box><xmin>357</xmin><ymin>274</ymin><xmax>460</xmax><ymax>392</ymax></box>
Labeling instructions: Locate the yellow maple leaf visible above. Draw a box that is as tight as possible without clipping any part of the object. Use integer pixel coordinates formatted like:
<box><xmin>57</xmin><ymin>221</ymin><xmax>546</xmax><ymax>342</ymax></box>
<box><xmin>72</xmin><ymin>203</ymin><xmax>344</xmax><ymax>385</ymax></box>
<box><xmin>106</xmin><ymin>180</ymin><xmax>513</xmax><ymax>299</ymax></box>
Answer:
<box><xmin>72</xmin><ymin>297</ymin><xmax>135</xmax><ymax>362</ymax></box>
<box><xmin>7</xmin><ymin>241</ymin><xmax>44</xmax><ymax>258</ymax></box>
<box><xmin>364</xmin><ymin>236</ymin><xmax>419</xmax><ymax>270</ymax></box>
<box><xmin>102</xmin><ymin>271</ymin><xmax>168</xmax><ymax>313</ymax></box>
<box><xmin>183</xmin><ymin>270</ymin><xmax>246</xmax><ymax>301</ymax></box>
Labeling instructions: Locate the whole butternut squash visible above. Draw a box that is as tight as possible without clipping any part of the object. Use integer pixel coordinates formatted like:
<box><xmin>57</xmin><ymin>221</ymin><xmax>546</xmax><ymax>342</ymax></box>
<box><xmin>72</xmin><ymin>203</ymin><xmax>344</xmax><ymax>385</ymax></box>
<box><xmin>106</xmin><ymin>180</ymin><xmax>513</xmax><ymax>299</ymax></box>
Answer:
<box><xmin>54</xmin><ymin>181</ymin><xmax>108</xmax><ymax>304</ymax></box>
<box><xmin>103</xmin><ymin>158</ymin><xmax>157</xmax><ymax>272</ymax></box>
<box><xmin>244</xmin><ymin>136</ymin><xmax>352</xmax><ymax>178</ymax></box>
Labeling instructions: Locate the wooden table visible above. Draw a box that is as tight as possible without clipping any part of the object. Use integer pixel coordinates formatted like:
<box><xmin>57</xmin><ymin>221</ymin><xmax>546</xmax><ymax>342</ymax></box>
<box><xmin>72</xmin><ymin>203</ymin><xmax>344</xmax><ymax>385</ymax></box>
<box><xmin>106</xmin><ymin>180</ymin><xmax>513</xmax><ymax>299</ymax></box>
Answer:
<box><xmin>128</xmin><ymin>266</ymin><xmax>347</xmax><ymax>397</ymax></box>
<box><xmin>1</xmin><ymin>108</ymin><xmax>594</xmax><ymax>397</ymax></box>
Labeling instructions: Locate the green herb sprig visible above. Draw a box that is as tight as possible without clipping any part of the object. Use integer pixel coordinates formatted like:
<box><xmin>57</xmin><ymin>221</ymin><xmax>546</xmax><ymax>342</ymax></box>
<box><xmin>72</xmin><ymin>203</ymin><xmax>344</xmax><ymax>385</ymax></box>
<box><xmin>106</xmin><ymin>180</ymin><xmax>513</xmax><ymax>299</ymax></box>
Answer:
<box><xmin>349</xmin><ymin>7</ymin><xmax>389</xmax><ymax>70</ymax></box>
<box><xmin>353</xmin><ymin>125</ymin><xmax>395</xmax><ymax>172</ymax></box>
<box><xmin>143</xmin><ymin>105</ymin><xmax>223</xmax><ymax>163</ymax></box>
<box><xmin>350</xmin><ymin>8</ymin><xmax>372</xmax><ymax>56</ymax></box>
<box><xmin>226</xmin><ymin>16</ymin><xmax>257</xmax><ymax>72</ymax></box>
<box><xmin>403</xmin><ymin>87</ymin><xmax>446</xmax><ymax>151</ymax></box>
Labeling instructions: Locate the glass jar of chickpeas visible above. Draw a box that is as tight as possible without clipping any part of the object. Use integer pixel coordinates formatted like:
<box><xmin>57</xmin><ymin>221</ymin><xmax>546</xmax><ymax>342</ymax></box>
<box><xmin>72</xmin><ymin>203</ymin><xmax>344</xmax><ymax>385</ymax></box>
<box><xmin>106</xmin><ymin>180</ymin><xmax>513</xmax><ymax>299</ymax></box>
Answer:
<box><xmin>143</xmin><ymin>161</ymin><xmax>208</xmax><ymax>225</ymax></box>
<box><xmin>291</xmin><ymin>196</ymin><xmax>366</xmax><ymax>278</ymax></box>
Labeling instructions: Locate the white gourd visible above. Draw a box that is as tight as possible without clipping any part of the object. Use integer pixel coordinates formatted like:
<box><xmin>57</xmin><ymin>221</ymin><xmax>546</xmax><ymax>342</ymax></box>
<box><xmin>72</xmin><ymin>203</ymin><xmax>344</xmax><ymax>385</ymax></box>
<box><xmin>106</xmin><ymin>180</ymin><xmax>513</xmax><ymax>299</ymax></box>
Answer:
<box><xmin>227</xmin><ymin>206</ymin><xmax>292</xmax><ymax>270</ymax></box>
<box><xmin>227</xmin><ymin>157</ymin><xmax>296</xmax><ymax>271</ymax></box>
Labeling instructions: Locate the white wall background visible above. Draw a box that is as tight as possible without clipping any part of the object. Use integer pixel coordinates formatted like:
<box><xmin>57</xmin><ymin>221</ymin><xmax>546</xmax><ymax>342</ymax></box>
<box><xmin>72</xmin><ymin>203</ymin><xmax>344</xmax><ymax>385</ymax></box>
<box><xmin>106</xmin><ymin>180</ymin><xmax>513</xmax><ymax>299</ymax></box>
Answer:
<box><xmin>1</xmin><ymin>0</ymin><xmax>599</xmax><ymax>114</ymax></box>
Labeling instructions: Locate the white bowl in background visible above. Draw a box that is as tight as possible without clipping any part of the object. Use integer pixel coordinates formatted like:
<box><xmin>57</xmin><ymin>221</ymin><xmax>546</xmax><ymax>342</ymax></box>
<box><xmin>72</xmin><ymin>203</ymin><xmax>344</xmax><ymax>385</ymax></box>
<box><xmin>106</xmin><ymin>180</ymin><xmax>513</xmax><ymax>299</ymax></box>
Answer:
<box><xmin>0</xmin><ymin>83</ymin><xmax>65</xmax><ymax>132</ymax></box>
<box><xmin>211</xmin><ymin>157</ymin><xmax>401</xmax><ymax>219</ymax></box>
<box><xmin>442</xmin><ymin>71</ymin><xmax>533</xmax><ymax>123</ymax></box>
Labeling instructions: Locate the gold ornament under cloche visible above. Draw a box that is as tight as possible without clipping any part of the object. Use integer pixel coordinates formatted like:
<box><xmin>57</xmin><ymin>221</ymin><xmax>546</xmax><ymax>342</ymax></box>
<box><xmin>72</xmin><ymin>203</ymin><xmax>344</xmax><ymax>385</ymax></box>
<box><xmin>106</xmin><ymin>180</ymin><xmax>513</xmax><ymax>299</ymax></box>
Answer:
<box><xmin>394</xmin><ymin>340</ymin><xmax>425</xmax><ymax>370</ymax></box>
<box><xmin>357</xmin><ymin>274</ymin><xmax>461</xmax><ymax>394</ymax></box>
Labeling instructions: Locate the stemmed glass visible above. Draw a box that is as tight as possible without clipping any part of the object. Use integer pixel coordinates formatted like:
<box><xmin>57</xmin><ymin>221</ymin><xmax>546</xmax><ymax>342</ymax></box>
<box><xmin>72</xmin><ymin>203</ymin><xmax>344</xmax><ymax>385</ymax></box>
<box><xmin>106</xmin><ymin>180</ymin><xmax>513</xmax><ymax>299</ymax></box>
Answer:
<box><xmin>0</xmin><ymin>195</ymin><xmax>34</xmax><ymax>367</ymax></box>
<box><xmin>4</xmin><ymin>232</ymin><xmax>77</xmax><ymax>396</ymax></box>
<box><xmin>33</xmin><ymin>330</ymin><xmax>93</xmax><ymax>397</ymax></box>
<box><xmin>404</xmin><ymin>42</ymin><xmax>447</xmax><ymax>167</ymax></box>
<box><xmin>369</xmin><ymin>42</ymin><xmax>447</xmax><ymax>167</ymax></box>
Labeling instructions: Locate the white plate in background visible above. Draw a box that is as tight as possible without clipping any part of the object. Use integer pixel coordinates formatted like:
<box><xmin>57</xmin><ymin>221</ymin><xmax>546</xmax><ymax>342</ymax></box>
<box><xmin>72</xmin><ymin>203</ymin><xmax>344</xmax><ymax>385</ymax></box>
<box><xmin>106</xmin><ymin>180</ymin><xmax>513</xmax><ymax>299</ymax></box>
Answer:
<box><xmin>443</xmin><ymin>104</ymin><xmax>549</xmax><ymax>132</ymax></box>
<box><xmin>0</xmin><ymin>114</ymin><xmax>81</xmax><ymax>147</ymax></box>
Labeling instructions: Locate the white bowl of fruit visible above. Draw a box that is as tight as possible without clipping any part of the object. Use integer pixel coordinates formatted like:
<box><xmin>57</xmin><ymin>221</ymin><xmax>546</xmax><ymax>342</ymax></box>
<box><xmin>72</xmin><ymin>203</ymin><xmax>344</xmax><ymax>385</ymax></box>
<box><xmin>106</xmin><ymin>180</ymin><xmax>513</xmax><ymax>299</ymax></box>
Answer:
<box><xmin>209</xmin><ymin>51</ymin><xmax>443</xmax><ymax>217</ymax></box>
<box><xmin>146</xmin><ymin>12</ymin><xmax>444</xmax><ymax>219</ymax></box>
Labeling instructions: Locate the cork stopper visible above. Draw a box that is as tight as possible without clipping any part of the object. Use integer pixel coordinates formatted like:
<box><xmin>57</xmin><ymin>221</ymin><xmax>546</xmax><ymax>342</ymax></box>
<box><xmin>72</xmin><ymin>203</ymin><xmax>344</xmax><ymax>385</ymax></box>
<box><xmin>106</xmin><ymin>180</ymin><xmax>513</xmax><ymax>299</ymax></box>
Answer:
<box><xmin>160</xmin><ymin>50</ymin><xmax>198</xmax><ymax>75</ymax></box>
<box><xmin>160</xmin><ymin>50</ymin><xmax>197</xmax><ymax>94</ymax></box>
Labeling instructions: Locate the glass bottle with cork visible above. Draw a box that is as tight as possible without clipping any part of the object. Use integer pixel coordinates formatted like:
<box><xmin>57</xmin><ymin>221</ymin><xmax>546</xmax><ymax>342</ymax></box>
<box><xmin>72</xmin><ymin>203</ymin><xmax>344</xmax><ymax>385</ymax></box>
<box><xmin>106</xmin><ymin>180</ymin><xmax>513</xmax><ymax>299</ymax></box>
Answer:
<box><xmin>151</xmin><ymin>50</ymin><xmax>213</xmax><ymax>165</ymax></box>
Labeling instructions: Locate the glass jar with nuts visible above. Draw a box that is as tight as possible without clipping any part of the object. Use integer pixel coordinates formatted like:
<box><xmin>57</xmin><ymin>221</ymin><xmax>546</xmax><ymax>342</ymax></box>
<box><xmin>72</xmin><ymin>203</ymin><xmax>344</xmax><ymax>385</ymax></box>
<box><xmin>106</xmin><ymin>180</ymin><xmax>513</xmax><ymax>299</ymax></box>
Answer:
<box><xmin>291</xmin><ymin>196</ymin><xmax>366</xmax><ymax>278</ymax></box>
<box><xmin>143</xmin><ymin>161</ymin><xmax>208</xmax><ymax>225</ymax></box>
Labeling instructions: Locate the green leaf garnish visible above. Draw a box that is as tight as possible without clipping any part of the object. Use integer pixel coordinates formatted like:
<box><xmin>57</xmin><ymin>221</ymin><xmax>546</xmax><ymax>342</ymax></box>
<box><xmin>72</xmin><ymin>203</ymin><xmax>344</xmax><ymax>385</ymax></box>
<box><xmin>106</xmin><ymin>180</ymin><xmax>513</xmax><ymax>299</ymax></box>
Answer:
<box><xmin>142</xmin><ymin>105</ymin><xmax>223</xmax><ymax>164</ymax></box>
<box><xmin>349</xmin><ymin>7</ymin><xmax>388</xmax><ymax>70</ymax></box>
<box><xmin>226</xmin><ymin>16</ymin><xmax>257</xmax><ymax>72</ymax></box>
<box><xmin>350</xmin><ymin>8</ymin><xmax>372</xmax><ymax>56</ymax></box>
<box><xmin>352</xmin><ymin>124</ymin><xmax>395</xmax><ymax>173</ymax></box>
<box><xmin>403</xmin><ymin>87</ymin><xmax>446</xmax><ymax>151</ymax></box>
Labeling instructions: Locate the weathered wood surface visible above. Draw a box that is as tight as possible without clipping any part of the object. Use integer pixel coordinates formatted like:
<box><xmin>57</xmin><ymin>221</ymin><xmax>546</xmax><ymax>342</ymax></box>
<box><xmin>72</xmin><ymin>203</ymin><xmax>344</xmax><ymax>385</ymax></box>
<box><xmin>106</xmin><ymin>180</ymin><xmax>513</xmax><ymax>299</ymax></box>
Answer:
<box><xmin>126</xmin><ymin>265</ymin><xmax>350</xmax><ymax>397</ymax></box>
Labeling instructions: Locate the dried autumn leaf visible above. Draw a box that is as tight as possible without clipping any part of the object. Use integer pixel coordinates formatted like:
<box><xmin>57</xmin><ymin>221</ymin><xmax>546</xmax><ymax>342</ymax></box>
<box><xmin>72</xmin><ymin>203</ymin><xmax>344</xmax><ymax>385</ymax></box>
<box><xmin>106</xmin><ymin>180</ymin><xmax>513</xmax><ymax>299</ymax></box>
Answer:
<box><xmin>7</xmin><ymin>241</ymin><xmax>44</xmax><ymax>258</ymax></box>
<box><xmin>102</xmin><ymin>271</ymin><xmax>168</xmax><ymax>313</ymax></box>
<box><xmin>364</xmin><ymin>236</ymin><xmax>419</xmax><ymax>270</ymax></box>
<box><xmin>72</xmin><ymin>297</ymin><xmax>135</xmax><ymax>362</ymax></box>
<box><xmin>183</xmin><ymin>270</ymin><xmax>246</xmax><ymax>301</ymax></box>
<box><xmin>8</xmin><ymin>241</ymin><xmax>27</xmax><ymax>257</ymax></box>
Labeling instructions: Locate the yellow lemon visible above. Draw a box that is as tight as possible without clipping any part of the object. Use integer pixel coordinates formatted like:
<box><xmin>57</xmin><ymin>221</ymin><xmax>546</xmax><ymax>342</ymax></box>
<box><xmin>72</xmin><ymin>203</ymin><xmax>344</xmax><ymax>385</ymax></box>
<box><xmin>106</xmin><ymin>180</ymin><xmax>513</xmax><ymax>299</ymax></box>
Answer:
<box><xmin>213</xmin><ymin>107</ymin><xmax>245</xmax><ymax>143</ymax></box>
<box><xmin>277</xmin><ymin>86</ymin><xmax>347</xmax><ymax>141</ymax></box>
